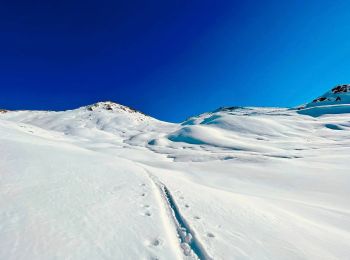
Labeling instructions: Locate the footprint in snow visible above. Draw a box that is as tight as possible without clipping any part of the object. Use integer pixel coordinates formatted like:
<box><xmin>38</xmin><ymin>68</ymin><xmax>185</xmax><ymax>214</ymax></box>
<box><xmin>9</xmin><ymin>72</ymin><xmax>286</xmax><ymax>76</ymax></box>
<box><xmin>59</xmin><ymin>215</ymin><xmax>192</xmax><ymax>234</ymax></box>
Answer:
<box><xmin>152</xmin><ymin>239</ymin><xmax>161</xmax><ymax>247</ymax></box>
<box><xmin>144</xmin><ymin>211</ymin><xmax>151</xmax><ymax>217</ymax></box>
<box><xmin>207</xmin><ymin>233</ymin><xmax>215</xmax><ymax>238</ymax></box>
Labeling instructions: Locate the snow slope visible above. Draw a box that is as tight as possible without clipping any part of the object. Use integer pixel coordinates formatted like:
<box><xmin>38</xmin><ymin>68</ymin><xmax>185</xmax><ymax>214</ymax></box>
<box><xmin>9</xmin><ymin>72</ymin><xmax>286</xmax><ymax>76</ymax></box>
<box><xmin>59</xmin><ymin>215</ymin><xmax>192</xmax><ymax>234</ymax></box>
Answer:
<box><xmin>297</xmin><ymin>84</ymin><xmax>350</xmax><ymax>116</ymax></box>
<box><xmin>306</xmin><ymin>84</ymin><xmax>350</xmax><ymax>107</ymax></box>
<box><xmin>1</xmin><ymin>98</ymin><xmax>350</xmax><ymax>259</ymax></box>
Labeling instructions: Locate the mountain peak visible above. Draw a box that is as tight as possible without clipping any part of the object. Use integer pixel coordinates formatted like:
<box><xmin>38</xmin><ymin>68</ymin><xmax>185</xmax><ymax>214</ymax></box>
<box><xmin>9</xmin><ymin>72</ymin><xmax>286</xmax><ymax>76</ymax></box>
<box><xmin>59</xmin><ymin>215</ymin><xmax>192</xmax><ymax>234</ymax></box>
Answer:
<box><xmin>306</xmin><ymin>84</ymin><xmax>350</xmax><ymax>107</ymax></box>
<box><xmin>297</xmin><ymin>84</ymin><xmax>350</xmax><ymax>116</ymax></box>
<box><xmin>85</xmin><ymin>101</ymin><xmax>146</xmax><ymax>116</ymax></box>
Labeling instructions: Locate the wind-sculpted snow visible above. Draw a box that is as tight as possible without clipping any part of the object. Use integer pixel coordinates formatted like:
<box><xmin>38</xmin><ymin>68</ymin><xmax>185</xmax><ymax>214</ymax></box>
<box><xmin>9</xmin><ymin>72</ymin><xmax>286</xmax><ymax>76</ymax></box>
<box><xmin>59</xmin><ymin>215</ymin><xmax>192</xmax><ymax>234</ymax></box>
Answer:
<box><xmin>1</xmin><ymin>99</ymin><xmax>350</xmax><ymax>259</ymax></box>
<box><xmin>297</xmin><ymin>104</ymin><xmax>350</xmax><ymax>117</ymax></box>
<box><xmin>167</xmin><ymin>125</ymin><xmax>280</xmax><ymax>153</ymax></box>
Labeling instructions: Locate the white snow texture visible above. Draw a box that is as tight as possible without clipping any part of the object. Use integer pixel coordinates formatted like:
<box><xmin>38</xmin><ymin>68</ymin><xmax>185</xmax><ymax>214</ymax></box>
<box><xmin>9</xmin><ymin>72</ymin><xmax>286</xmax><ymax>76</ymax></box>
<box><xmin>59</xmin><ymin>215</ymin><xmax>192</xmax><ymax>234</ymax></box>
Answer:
<box><xmin>1</xmin><ymin>87</ymin><xmax>350</xmax><ymax>260</ymax></box>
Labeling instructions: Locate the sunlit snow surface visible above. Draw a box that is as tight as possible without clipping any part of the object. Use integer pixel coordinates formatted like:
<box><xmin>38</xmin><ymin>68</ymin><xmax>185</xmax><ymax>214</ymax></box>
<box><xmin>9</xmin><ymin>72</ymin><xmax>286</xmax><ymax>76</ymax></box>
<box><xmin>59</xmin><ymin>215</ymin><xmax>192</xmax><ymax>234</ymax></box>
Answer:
<box><xmin>1</xmin><ymin>102</ymin><xmax>350</xmax><ymax>259</ymax></box>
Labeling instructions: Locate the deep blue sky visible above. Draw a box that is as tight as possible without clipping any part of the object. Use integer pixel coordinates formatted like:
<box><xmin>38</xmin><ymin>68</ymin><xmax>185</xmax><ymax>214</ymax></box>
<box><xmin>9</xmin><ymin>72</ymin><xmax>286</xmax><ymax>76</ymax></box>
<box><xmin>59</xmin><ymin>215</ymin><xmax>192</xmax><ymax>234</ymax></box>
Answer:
<box><xmin>1</xmin><ymin>0</ymin><xmax>350</xmax><ymax>121</ymax></box>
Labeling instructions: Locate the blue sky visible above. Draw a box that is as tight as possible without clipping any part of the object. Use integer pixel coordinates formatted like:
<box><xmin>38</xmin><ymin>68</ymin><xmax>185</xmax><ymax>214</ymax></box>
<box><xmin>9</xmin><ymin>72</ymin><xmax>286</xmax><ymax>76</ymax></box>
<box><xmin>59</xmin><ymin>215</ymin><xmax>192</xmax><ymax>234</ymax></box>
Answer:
<box><xmin>1</xmin><ymin>0</ymin><xmax>350</xmax><ymax>121</ymax></box>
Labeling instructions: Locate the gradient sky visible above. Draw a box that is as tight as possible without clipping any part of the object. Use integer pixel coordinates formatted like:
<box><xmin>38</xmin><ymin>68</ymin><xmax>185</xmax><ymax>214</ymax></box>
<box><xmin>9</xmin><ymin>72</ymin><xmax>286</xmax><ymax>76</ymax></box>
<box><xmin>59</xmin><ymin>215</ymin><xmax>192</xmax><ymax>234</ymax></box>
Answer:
<box><xmin>1</xmin><ymin>0</ymin><xmax>350</xmax><ymax>121</ymax></box>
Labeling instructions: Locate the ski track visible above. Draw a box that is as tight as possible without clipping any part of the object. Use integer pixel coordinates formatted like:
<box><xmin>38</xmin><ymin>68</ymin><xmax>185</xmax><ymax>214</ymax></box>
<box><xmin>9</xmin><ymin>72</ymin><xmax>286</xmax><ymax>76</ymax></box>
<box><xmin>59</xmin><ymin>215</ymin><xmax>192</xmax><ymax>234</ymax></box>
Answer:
<box><xmin>145</xmin><ymin>170</ymin><xmax>212</xmax><ymax>260</ymax></box>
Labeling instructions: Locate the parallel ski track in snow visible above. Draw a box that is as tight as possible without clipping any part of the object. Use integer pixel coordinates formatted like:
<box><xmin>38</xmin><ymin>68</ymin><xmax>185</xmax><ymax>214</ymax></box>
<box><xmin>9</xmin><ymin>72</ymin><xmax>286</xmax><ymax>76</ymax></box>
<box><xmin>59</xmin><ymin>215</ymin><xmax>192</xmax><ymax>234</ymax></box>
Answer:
<box><xmin>145</xmin><ymin>170</ymin><xmax>212</xmax><ymax>260</ymax></box>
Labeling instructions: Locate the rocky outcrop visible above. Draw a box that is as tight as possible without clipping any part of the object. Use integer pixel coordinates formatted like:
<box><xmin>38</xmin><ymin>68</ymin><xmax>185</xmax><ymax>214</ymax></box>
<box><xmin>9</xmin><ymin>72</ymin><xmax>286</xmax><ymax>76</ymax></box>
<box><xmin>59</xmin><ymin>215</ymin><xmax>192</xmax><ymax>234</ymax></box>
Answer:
<box><xmin>304</xmin><ymin>84</ymin><xmax>350</xmax><ymax>108</ymax></box>
<box><xmin>85</xmin><ymin>101</ymin><xmax>146</xmax><ymax>115</ymax></box>
<box><xmin>331</xmin><ymin>84</ymin><xmax>350</xmax><ymax>94</ymax></box>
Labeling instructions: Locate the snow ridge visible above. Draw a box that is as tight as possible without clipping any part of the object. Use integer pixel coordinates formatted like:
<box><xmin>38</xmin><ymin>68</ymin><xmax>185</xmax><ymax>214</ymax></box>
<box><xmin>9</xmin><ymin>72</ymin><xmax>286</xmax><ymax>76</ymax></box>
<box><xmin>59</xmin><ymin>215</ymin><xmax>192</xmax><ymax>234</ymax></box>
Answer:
<box><xmin>85</xmin><ymin>101</ymin><xmax>147</xmax><ymax>116</ymax></box>
<box><xmin>296</xmin><ymin>84</ymin><xmax>350</xmax><ymax>116</ymax></box>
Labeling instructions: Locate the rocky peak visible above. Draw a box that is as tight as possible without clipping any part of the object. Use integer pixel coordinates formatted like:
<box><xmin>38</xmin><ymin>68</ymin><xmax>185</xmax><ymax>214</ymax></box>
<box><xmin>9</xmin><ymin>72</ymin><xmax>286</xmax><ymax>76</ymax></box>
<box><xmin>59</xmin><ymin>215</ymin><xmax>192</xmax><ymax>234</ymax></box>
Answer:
<box><xmin>305</xmin><ymin>84</ymin><xmax>350</xmax><ymax>108</ymax></box>
<box><xmin>85</xmin><ymin>101</ymin><xmax>146</xmax><ymax>115</ymax></box>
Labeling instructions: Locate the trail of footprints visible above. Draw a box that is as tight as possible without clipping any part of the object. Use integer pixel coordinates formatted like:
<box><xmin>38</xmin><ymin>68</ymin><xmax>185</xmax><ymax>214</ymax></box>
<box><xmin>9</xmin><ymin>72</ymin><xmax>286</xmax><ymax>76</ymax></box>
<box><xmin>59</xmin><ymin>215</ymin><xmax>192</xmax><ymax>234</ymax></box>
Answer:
<box><xmin>177</xmin><ymin>192</ymin><xmax>216</xmax><ymax>241</ymax></box>
<box><xmin>138</xmin><ymin>182</ymin><xmax>215</xmax><ymax>259</ymax></box>
<box><xmin>140</xmin><ymin>183</ymin><xmax>152</xmax><ymax>217</ymax></box>
<box><xmin>139</xmin><ymin>183</ymin><xmax>162</xmax><ymax>260</ymax></box>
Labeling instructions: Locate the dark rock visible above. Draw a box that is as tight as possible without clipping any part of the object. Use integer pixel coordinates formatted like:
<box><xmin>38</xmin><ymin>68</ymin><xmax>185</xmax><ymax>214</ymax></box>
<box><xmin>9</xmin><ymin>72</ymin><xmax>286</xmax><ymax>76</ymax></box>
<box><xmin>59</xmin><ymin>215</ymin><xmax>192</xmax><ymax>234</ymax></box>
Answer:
<box><xmin>331</xmin><ymin>85</ymin><xmax>350</xmax><ymax>94</ymax></box>
<box><xmin>312</xmin><ymin>97</ymin><xmax>327</xmax><ymax>103</ymax></box>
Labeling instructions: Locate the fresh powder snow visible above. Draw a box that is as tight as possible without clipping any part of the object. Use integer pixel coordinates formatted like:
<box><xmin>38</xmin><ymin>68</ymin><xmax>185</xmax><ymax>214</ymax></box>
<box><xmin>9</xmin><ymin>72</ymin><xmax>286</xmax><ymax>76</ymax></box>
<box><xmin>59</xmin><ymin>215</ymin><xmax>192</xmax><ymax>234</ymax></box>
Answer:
<box><xmin>1</xmin><ymin>86</ymin><xmax>350</xmax><ymax>259</ymax></box>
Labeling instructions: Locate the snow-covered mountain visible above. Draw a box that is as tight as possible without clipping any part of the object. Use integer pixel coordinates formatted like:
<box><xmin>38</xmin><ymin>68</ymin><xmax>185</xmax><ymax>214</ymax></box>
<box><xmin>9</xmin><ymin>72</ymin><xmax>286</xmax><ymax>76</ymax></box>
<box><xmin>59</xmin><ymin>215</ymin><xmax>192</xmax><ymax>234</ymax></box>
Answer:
<box><xmin>297</xmin><ymin>84</ymin><xmax>350</xmax><ymax>116</ymax></box>
<box><xmin>307</xmin><ymin>84</ymin><xmax>350</xmax><ymax>106</ymax></box>
<box><xmin>1</xmin><ymin>90</ymin><xmax>350</xmax><ymax>259</ymax></box>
